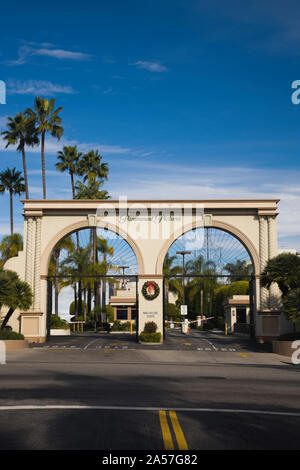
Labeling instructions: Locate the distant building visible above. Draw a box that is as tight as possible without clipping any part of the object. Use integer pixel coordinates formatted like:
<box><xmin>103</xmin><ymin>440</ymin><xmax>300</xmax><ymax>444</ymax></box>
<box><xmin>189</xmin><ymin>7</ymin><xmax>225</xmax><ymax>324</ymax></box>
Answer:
<box><xmin>224</xmin><ymin>295</ymin><xmax>250</xmax><ymax>333</ymax></box>
<box><xmin>109</xmin><ymin>281</ymin><xmax>137</xmax><ymax>322</ymax></box>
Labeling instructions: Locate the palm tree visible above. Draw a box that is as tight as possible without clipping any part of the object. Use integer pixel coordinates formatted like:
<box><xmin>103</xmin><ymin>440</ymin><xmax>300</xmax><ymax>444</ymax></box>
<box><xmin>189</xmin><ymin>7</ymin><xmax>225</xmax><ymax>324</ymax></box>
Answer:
<box><xmin>49</xmin><ymin>236</ymin><xmax>75</xmax><ymax>316</ymax></box>
<box><xmin>75</xmin><ymin>176</ymin><xmax>110</xmax><ymax>200</ymax></box>
<box><xmin>0</xmin><ymin>233</ymin><xmax>23</xmax><ymax>268</ymax></box>
<box><xmin>163</xmin><ymin>254</ymin><xmax>183</xmax><ymax>303</ymax></box>
<box><xmin>0</xmin><ymin>168</ymin><xmax>25</xmax><ymax>235</ymax></box>
<box><xmin>55</xmin><ymin>145</ymin><xmax>83</xmax><ymax>248</ymax></box>
<box><xmin>55</xmin><ymin>145</ymin><xmax>82</xmax><ymax>198</ymax></box>
<box><xmin>97</xmin><ymin>236</ymin><xmax>114</xmax><ymax>308</ymax></box>
<box><xmin>1</xmin><ymin>113</ymin><xmax>39</xmax><ymax>199</ymax></box>
<box><xmin>0</xmin><ymin>269</ymin><xmax>32</xmax><ymax>330</ymax></box>
<box><xmin>61</xmin><ymin>247</ymin><xmax>90</xmax><ymax>317</ymax></box>
<box><xmin>261</xmin><ymin>253</ymin><xmax>300</xmax><ymax>298</ymax></box>
<box><xmin>78</xmin><ymin>150</ymin><xmax>109</xmax><ymax>183</ymax></box>
<box><xmin>25</xmin><ymin>97</ymin><xmax>63</xmax><ymax>199</ymax></box>
<box><xmin>224</xmin><ymin>259</ymin><xmax>253</xmax><ymax>281</ymax></box>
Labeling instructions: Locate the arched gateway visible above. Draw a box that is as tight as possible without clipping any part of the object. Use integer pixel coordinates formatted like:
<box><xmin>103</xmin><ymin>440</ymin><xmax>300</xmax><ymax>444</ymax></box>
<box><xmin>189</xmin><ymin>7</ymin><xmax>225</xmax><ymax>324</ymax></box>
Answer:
<box><xmin>4</xmin><ymin>198</ymin><xmax>282</xmax><ymax>343</ymax></box>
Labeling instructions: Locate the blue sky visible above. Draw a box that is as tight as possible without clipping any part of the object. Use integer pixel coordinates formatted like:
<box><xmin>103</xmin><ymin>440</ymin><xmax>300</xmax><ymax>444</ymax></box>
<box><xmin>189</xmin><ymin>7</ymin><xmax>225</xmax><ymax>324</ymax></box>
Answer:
<box><xmin>1</xmin><ymin>0</ymin><xmax>300</xmax><ymax>249</ymax></box>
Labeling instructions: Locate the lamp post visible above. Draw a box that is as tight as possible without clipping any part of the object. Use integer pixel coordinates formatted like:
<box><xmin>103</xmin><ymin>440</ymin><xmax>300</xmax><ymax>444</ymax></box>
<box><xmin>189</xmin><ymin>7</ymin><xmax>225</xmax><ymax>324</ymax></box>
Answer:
<box><xmin>176</xmin><ymin>251</ymin><xmax>191</xmax><ymax>305</ymax></box>
<box><xmin>118</xmin><ymin>265</ymin><xmax>129</xmax><ymax>289</ymax></box>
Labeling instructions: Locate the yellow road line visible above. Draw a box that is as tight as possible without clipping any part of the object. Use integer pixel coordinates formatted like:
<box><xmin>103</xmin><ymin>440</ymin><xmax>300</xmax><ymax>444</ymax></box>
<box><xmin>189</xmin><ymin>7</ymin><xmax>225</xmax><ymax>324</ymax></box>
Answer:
<box><xmin>159</xmin><ymin>410</ymin><xmax>174</xmax><ymax>450</ymax></box>
<box><xmin>236</xmin><ymin>352</ymin><xmax>248</xmax><ymax>358</ymax></box>
<box><xmin>169</xmin><ymin>410</ymin><xmax>188</xmax><ymax>450</ymax></box>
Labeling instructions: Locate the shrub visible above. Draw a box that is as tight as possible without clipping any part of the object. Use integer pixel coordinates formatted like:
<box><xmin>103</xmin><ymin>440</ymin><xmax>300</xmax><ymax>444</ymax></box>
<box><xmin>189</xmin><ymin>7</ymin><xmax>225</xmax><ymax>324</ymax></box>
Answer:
<box><xmin>111</xmin><ymin>321</ymin><xmax>136</xmax><ymax>332</ymax></box>
<box><xmin>165</xmin><ymin>303</ymin><xmax>181</xmax><ymax>321</ymax></box>
<box><xmin>0</xmin><ymin>330</ymin><xmax>24</xmax><ymax>340</ymax></box>
<box><xmin>140</xmin><ymin>331</ymin><xmax>162</xmax><ymax>343</ymax></box>
<box><xmin>50</xmin><ymin>314</ymin><xmax>70</xmax><ymax>330</ymax></box>
<box><xmin>69</xmin><ymin>300</ymin><xmax>85</xmax><ymax>316</ymax></box>
<box><xmin>143</xmin><ymin>321</ymin><xmax>157</xmax><ymax>334</ymax></box>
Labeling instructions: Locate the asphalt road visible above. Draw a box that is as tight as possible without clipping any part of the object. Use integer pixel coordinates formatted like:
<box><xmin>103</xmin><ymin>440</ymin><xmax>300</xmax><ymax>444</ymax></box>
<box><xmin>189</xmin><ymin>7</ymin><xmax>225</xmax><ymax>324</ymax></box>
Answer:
<box><xmin>0</xmin><ymin>330</ymin><xmax>299</xmax><ymax>450</ymax></box>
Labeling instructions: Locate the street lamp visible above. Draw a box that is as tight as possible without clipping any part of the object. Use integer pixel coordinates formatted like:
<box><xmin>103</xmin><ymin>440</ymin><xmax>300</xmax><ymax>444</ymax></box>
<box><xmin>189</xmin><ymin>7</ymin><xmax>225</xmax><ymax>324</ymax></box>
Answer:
<box><xmin>176</xmin><ymin>251</ymin><xmax>191</xmax><ymax>305</ymax></box>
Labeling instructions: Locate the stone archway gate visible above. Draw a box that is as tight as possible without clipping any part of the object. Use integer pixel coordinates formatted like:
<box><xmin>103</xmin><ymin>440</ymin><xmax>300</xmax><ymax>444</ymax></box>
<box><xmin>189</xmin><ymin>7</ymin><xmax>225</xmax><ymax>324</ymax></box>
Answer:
<box><xmin>4</xmin><ymin>198</ymin><xmax>281</xmax><ymax>343</ymax></box>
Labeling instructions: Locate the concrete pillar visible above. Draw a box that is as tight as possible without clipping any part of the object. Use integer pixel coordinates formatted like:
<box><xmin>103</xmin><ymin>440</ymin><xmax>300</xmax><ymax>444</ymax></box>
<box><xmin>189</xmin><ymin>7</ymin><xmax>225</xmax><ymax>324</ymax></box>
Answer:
<box><xmin>25</xmin><ymin>217</ymin><xmax>34</xmax><ymax>290</ymax></box>
<box><xmin>138</xmin><ymin>277</ymin><xmax>163</xmax><ymax>337</ymax></box>
<box><xmin>33</xmin><ymin>217</ymin><xmax>42</xmax><ymax>311</ymax></box>
<box><xmin>259</xmin><ymin>216</ymin><xmax>269</xmax><ymax>311</ymax></box>
<box><xmin>268</xmin><ymin>216</ymin><xmax>281</xmax><ymax>311</ymax></box>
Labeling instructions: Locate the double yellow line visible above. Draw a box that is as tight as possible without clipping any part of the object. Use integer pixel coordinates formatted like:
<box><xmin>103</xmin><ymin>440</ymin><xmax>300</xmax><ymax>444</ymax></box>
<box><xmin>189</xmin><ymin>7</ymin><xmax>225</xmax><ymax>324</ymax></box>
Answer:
<box><xmin>159</xmin><ymin>410</ymin><xmax>188</xmax><ymax>450</ymax></box>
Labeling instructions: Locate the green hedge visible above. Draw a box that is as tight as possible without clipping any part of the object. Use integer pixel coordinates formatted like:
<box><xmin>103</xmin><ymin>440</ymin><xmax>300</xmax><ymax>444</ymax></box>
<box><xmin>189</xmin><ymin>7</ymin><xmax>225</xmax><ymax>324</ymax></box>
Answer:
<box><xmin>50</xmin><ymin>314</ymin><xmax>70</xmax><ymax>330</ymax></box>
<box><xmin>0</xmin><ymin>330</ymin><xmax>24</xmax><ymax>340</ymax></box>
<box><xmin>139</xmin><ymin>332</ymin><xmax>162</xmax><ymax>343</ymax></box>
<box><xmin>111</xmin><ymin>321</ymin><xmax>136</xmax><ymax>332</ymax></box>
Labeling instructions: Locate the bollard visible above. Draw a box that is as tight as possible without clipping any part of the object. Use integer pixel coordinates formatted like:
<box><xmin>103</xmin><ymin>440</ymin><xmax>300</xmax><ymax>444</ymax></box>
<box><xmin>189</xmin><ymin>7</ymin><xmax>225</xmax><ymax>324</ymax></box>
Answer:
<box><xmin>0</xmin><ymin>341</ymin><xmax>6</xmax><ymax>365</ymax></box>
<box><xmin>225</xmin><ymin>323</ymin><xmax>228</xmax><ymax>336</ymax></box>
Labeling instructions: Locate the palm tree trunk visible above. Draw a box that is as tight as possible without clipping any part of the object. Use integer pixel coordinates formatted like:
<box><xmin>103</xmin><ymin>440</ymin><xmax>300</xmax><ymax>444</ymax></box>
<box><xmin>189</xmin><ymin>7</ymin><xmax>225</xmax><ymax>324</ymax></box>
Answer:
<box><xmin>55</xmin><ymin>249</ymin><xmax>59</xmax><ymax>316</ymax></box>
<box><xmin>21</xmin><ymin>147</ymin><xmax>29</xmax><ymax>199</ymax></box>
<box><xmin>41</xmin><ymin>131</ymin><xmax>46</xmax><ymax>199</ymax></box>
<box><xmin>70</xmin><ymin>171</ymin><xmax>80</xmax><ymax>249</ymax></box>
<box><xmin>70</xmin><ymin>171</ymin><xmax>75</xmax><ymax>199</ymax></box>
<box><xmin>9</xmin><ymin>190</ymin><xmax>13</xmax><ymax>236</ymax></box>
<box><xmin>1</xmin><ymin>307</ymin><xmax>15</xmax><ymax>330</ymax></box>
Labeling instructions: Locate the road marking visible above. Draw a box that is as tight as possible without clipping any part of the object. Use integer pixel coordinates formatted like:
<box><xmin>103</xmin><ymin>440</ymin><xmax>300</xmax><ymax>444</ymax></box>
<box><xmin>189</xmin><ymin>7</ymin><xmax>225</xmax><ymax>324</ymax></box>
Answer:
<box><xmin>159</xmin><ymin>410</ymin><xmax>174</xmax><ymax>450</ymax></box>
<box><xmin>0</xmin><ymin>405</ymin><xmax>300</xmax><ymax>417</ymax></box>
<box><xmin>169</xmin><ymin>410</ymin><xmax>188</xmax><ymax>450</ymax></box>
<box><xmin>83</xmin><ymin>339</ymin><xmax>100</xmax><ymax>350</ymax></box>
<box><xmin>183</xmin><ymin>343</ymin><xmax>192</xmax><ymax>346</ymax></box>
<box><xmin>236</xmin><ymin>353</ymin><xmax>248</xmax><ymax>358</ymax></box>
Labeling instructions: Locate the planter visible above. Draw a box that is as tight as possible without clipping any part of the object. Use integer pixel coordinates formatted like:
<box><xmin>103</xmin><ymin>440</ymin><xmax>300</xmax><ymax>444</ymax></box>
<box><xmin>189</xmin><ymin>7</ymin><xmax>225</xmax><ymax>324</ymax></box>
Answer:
<box><xmin>0</xmin><ymin>340</ymin><xmax>29</xmax><ymax>350</ymax></box>
<box><xmin>50</xmin><ymin>329</ymin><xmax>71</xmax><ymax>336</ymax></box>
<box><xmin>139</xmin><ymin>341</ymin><xmax>162</xmax><ymax>345</ymax></box>
<box><xmin>272</xmin><ymin>340</ymin><xmax>295</xmax><ymax>357</ymax></box>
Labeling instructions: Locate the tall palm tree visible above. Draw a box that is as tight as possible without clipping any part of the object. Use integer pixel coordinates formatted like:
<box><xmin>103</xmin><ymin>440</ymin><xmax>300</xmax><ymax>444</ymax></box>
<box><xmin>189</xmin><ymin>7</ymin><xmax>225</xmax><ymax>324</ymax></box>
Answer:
<box><xmin>0</xmin><ymin>168</ymin><xmax>25</xmax><ymax>235</ymax></box>
<box><xmin>97</xmin><ymin>236</ymin><xmax>114</xmax><ymax>308</ymax></box>
<box><xmin>0</xmin><ymin>233</ymin><xmax>23</xmax><ymax>268</ymax></box>
<box><xmin>1</xmin><ymin>113</ymin><xmax>39</xmax><ymax>199</ymax></box>
<box><xmin>61</xmin><ymin>247</ymin><xmax>90</xmax><ymax>317</ymax></box>
<box><xmin>55</xmin><ymin>145</ymin><xmax>82</xmax><ymax>249</ymax></box>
<box><xmin>49</xmin><ymin>236</ymin><xmax>75</xmax><ymax>316</ymax></box>
<box><xmin>78</xmin><ymin>150</ymin><xmax>109</xmax><ymax>183</ymax></box>
<box><xmin>163</xmin><ymin>253</ymin><xmax>183</xmax><ymax>303</ymax></box>
<box><xmin>25</xmin><ymin>97</ymin><xmax>63</xmax><ymax>199</ymax></box>
<box><xmin>224</xmin><ymin>259</ymin><xmax>253</xmax><ymax>281</ymax></box>
<box><xmin>55</xmin><ymin>145</ymin><xmax>82</xmax><ymax>198</ymax></box>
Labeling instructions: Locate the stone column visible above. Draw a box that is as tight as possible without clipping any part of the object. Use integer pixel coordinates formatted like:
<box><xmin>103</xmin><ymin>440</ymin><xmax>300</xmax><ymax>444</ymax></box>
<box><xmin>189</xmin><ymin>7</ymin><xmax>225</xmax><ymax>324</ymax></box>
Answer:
<box><xmin>259</xmin><ymin>216</ymin><xmax>269</xmax><ymax>311</ymax></box>
<box><xmin>268</xmin><ymin>216</ymin><xmax>281</xmax><ymax>310</ymax></box>
<box><xmin>33</xmin><ymin>217</ymin><xmax>42</xmax><ymax>311</ymax></box>
<box><xmin>25</xmin><ymin>217</ymin><xmax>34</xmax><ymax>290</ymax></box>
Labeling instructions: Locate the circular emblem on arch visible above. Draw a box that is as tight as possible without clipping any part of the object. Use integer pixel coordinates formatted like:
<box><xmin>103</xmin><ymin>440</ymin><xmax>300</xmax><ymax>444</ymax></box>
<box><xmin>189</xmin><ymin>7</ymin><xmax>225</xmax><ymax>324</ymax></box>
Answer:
<box><xmin>142</xmin><ymin>281</ymin><xmax>160</xmax><ymax>300</ymax></box>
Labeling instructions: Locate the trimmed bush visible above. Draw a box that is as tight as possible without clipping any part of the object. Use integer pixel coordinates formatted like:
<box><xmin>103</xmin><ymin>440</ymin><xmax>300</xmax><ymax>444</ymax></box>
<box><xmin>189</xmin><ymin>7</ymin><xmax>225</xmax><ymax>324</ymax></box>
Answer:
<box><xmin>0</xmin><ymin>330</ymin><xmax>24</xmax><ymax>340</ymax></box>
<box><xmin>140</xmin><ymin>332</ymin><xmax>162</xmax><ymax>343</ymax></box>
<box><xmin>143</xmin><ymin>321</ymin><xmax>157</xmax><ymax>334</ymax></box>
<box><xmin>111</xmin><ymin>321</ymin><xmax>136</xmax><ymax>332</ymax></box>
<box><xmin>50</xmin><ymin>314</ymin><xmax>70</xmax><ymax>330</ymax></box>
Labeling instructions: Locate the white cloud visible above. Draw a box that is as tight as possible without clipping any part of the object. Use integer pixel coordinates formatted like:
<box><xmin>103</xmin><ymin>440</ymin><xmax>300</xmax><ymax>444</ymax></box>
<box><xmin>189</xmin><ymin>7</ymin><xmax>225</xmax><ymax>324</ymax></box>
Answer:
<box><xmin>7</xmin><ymin>79</ymin><xmax>75</xmax><ymax>95</ymax></box>
<box><xmin>9</xmin><ymin>45</ymin><xmax>92</xmax><ymax>65</ymax></box>
<box><xmin>0</xmin><ymin>135</ymin><xmax>132</xmax><ymax>156</ymax></box>
<box><xmin>133</xmin><ymin>61</ymin><xmax>168</xmax><ymax>72</ymax></box>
